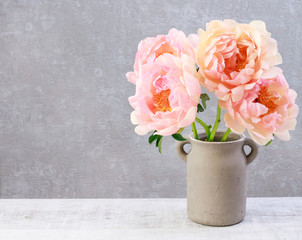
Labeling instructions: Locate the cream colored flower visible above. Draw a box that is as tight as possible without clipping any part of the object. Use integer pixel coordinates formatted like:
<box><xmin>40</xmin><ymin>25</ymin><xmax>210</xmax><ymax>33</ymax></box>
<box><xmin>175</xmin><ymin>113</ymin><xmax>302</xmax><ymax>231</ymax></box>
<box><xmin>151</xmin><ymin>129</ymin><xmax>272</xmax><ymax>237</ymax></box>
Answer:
<box><xmin>197</xmin><ymin>19</ymin><xmax>282</xmax><ymax>102</ymax></box>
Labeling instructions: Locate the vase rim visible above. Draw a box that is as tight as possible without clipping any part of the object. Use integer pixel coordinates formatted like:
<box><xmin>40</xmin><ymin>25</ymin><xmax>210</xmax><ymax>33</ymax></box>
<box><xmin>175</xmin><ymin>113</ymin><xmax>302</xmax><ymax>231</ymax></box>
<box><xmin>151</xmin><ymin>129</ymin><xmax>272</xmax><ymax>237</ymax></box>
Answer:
<box><xmin>188</xmin><ymin>131</ymin><xmax>245</xmax><ymax>144</ymax></box>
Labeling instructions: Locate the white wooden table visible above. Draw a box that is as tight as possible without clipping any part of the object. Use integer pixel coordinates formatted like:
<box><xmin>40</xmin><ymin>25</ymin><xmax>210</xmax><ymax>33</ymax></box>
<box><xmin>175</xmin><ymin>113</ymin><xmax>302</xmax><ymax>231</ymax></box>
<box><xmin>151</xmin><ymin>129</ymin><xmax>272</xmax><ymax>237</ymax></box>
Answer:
<box><xmin>0</xmin><ymin>198</ymin><xmax>301</xmax><ymax>240</ymax></box>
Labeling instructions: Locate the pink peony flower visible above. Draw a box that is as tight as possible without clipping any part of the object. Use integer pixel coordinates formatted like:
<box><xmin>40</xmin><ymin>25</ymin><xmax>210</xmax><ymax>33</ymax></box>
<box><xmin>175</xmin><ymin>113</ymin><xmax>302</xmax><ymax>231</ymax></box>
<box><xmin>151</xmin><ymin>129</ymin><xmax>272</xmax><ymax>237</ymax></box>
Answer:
<box><xmin>221</xmin><ymin>71</ymin><xmax>299</xmax><ymax>145</ymax></box>
<box><xmin>126</xmin><ymin>28</ymin><xmax>198</xmax><ymax>85</ymax></box>
<box><xmin>196</xmin><ymin>19</ymin><xmax>282</xmax><ymax>102</ymax></box>
<box><xmin>129</xmin><ymin>54</ymin><xmax>201</xmax><ymax>136</ymax></box>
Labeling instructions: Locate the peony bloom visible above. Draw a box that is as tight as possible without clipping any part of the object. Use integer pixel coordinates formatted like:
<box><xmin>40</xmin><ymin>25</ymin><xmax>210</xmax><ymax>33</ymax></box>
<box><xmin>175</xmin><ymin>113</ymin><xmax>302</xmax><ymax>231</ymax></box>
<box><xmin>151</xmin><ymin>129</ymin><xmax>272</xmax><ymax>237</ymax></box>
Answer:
<box><xmin>196</xmin><ymin>19</ymin><xmax>282</xmax><ymax>102</ymax></box>
<box><xmin>129</xmin><ymin>54</ymin><xmax>201</xmax><ymax>136</ymax></box>
<box><xmin>126</xmin><ymin>28</ymin><xmax>198</xmax><ymax>85</ymax></box>
<box><xmin>221</xmin><ymin>71</ymin><xmax>299</xmax><ymax>145</ymax></box>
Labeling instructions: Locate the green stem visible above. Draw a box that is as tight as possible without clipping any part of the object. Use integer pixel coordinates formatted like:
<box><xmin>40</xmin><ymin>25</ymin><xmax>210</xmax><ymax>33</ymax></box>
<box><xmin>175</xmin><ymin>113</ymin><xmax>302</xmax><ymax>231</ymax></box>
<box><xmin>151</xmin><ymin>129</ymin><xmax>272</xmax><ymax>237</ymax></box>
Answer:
<box><xmin>195</xmin><ymin>117</ymin><xmax>211</xmax><ymax>140</ymax></box>
<box><xmin>191</xmin><ymin>122</ymin><xmax>199</xmax><ymax>140</ymax></box>
<box><xmin>177</xmin><ymin>127</ymin><xmax>184</xmax><ymax>134</ymax></box>
<box><xmin>221</xmin><ymin>128</ymin><xmax>231</xmax><ymax>142</ymax></box>
<box><xmin>209</xmin><ymin>103</ymin><xmax>221</xmax><ymax>142</ymax></box>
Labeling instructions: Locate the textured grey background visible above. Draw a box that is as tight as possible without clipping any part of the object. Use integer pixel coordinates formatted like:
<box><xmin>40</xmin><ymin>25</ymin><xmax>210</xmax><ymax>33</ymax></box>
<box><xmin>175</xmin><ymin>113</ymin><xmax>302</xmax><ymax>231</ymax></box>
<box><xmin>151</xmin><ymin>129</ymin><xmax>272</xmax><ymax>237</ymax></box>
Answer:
<box><xmin>0</xmin><ymin>0</ymin><xmax>301</xmax><ymax>198</ymax></box>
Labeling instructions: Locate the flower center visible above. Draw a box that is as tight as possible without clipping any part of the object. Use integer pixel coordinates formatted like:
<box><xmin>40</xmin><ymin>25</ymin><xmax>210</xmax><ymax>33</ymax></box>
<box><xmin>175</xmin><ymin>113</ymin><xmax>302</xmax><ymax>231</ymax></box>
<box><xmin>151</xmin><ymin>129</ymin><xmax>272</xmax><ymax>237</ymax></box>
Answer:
<box><xmin>235</xmin><ymin>58</ymin><xmax>246</xmax><ymax>71</ymax></box>
<box><xmin>253</xmin><ymin>86</ymin><xmax>279</xmax><ymax>115</ymax></box>
<box><xmin>235</xmin><ymin>45</ymin><xmax>248</xmax><ymax>71</ymax></box>
<box><xmin>155</xmin><ymin>43</ymin><xmax>174</xmax><ymax>58</ymax></box>
<box><xmin>153</xmin><ymin>89</ymin><xmax>172</xmax><ymax>113</ymax></box>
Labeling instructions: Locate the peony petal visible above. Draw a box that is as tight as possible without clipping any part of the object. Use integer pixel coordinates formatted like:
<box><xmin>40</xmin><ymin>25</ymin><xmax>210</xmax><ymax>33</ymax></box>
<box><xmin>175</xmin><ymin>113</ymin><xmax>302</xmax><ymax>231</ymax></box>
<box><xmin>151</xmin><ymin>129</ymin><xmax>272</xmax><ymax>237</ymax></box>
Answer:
<box><xmin>130</xmin><ymin>111</ymin><xmax>139</xmax><ymax>125</ymax></box>
<box><xmin>204</xmin><ymin>70</ymin><xmax>221</xmax><ymax>84</ymax></box>
<box><xmin>156</xmin><ymin>124</ymin><xmax>179</xmax><ymax>136</ymax></box>
<box><xmin>274</xmin><ymin>130</ymin><xmax>290</xmax><ymax>141</ymax></box>
<box><xmin>126</xmin><ymin>72</ymin><xmax>137</xmax><ymax>84</ymax></box>
<box><xmin>249</xmin><ymin>102</ymin><xmax>268</xmax><ymax>118</ymax></box>
<box><xmin>183</xmin><ymin>69</ymin><xmax>201</xmax><ymax>102</ymax></box>
<box><xmin>288</xmin><ymin>89</ymin><xmax>298</xmax><ymax>104</ymax></box>
<box><xmin>235</xmin><ymin>112</ymin><xmax>254</xmax><ymax>129</ymax></box>
<box><xmin>219</xmin><ymin>100</ymin><xmax>227</xmax><ymax>110</ymax></box>
<box><xmin>239</xmin><ymin>99</ymin><xmax>249</xmax><ymax>119</ymax></box>
<box><xmin>215</xmin><ymin>90</ymin><xmax>230</xmax><ymax>101</ymax></box>
<box><xmin>251</xmin><ymin>117</ymin><xmax>261</xmax><ymax>123</ymax></box>
<box><xmin>135</xmin><ymin>125</ymin><xmax>150</xmax><ymax>135</ymax></box>
<box><xmin>231</xmin><ymin>86</ymin><xmax>245</xmax><ymax>102</ymax></box>
<box><xmin>218</xmin><ymin>83</ymin><xmax>230</xmax><ymax>94</ymax></box>
<box><xmin>277</xmin><ymin>119</ymin><xmax>297</xmax><ymax>132</ymax></box>
<box><xmin>287</xmin><ymin>104</ymin><xmax>299</xmax><ymax>119</ymax></box>
<box><xmin>128</xmin><ymin>96</ymin><xmax>138</xmax><ymax>108</ymax></box>
<box><xmin>224</xmin><ymin>113</ymin><xmax>246</xmax><ymax>134</ymax></box>
<box><xmin>226</xmin><ymin>99</ymin><xmax>235</xmax><ymax>118</ymax></box>
<box><xmin>275</xmin><ymin>52</ymin><xmax>282</xmax><ymax>65</ymax></box>
<box><xmin>244</xmin><ymin>81</ymin><xmax>257</xmax><ymax>90</ymax></box>
<box><xmin>188</xmin><ymin>34</ymin><xmax>199</xmax><ymax>49</ymax></box>
<box><xmin>248</xmin><ymin>130</ymin><xmax>273</xmax><ymax>145</ymax></box>
<box><xmin>179</xmin><ymin>106</ymin><xmax>197</xmax><ymax>127</ymax></box>
<box><xmin>261</xmin><ymin>67</ymin><xmax>281</xmax><ymax>79</ymax></box>
<box><xmin>203</xmin><ymin>76</ymin><xmax>219</xmax><ymax>90</ymax></box>
<box><xmin>249</xmin><ymin>20</ymin><xmax>267</xmax><ymax>32</ymax></box>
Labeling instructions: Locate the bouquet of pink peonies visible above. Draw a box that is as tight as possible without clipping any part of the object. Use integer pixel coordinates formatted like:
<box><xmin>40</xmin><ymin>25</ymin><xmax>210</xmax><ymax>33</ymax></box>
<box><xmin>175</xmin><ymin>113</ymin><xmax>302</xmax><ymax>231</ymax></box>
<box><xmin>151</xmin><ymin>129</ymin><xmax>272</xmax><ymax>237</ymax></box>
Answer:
<box><xmin>127</xmin><ymin>20</ymin><xmax>299</xmax><ymax>152</ymax></box>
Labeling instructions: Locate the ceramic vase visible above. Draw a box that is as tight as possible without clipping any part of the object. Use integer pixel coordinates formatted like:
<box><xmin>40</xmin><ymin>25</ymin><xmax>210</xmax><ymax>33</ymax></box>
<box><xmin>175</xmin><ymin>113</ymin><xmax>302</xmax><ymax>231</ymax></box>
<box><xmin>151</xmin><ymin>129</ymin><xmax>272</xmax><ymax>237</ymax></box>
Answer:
<box><xmin>176</xmin><ymin>131</ymin><xmax>258</xmax><ymax>226</ymax></box>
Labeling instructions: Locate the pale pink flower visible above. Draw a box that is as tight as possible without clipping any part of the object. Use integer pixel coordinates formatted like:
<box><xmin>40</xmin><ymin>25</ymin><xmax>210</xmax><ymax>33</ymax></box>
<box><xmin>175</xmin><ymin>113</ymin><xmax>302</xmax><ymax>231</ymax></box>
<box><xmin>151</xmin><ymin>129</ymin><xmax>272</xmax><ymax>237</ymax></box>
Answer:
<box><xmin>197</xmin><ymin>19</ymin><xmax>282</xmax><ymax>102</ymax></box>
<box><xmin>129</xmin><ymin>54</ymin><xmax>201</xmax><ymax>136</ymax></box>
<box><xmin>126</xmin><ymin>28</ymin><xmax>198</xmax><ymax>84</ymax></box>
<box><xmin>221</xmin><ymin>71</ymin><xmax>299</xmax><ymax>145</ymax></box>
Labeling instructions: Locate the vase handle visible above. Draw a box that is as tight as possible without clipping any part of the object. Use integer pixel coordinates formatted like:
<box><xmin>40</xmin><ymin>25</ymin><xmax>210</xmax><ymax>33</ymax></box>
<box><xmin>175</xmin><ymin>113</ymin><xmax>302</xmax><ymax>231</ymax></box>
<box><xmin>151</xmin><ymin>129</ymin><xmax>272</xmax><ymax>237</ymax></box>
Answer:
<box><xmin>176</xmin><ymin>137</ymin><xmax>191</xmax><ymax>162</ymax></box>
<box><xmin>243</xmin><ymin>138</ymin><xmax>258</xmax><ymax>165</ymax></box>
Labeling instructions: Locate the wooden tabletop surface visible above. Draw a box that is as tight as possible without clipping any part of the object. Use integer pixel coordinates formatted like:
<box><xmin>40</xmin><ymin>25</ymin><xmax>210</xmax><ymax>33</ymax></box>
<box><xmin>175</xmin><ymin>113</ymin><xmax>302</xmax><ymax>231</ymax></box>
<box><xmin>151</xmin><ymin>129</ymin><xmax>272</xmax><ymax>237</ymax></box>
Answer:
<box><xmin>0</xmin><ymin>198</ymin><xmax>301</xmax><ymax>240</ymax></box>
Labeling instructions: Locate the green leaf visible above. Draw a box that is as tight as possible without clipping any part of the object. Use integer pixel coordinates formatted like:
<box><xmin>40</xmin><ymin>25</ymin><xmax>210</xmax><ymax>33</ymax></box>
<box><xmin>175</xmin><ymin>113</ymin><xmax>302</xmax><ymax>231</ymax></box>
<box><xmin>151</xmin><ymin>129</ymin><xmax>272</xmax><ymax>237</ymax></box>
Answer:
<box><xmin>148</xmin><ymin>131</ymin><xmax>158</xmax><ymax>145</ymax></box>
<box><xmin>156</xmin><ymin>136</ymin><xmax>162</xmax><ymax>147</ymax></box>
<box><xmin>172</xmin><ymin>133</ymin><xmax>187</xmax><ymax>141</ymax></box>
<box><xmin>156</xmin><ymin>136</ymin><xmax>163</xmax><ymax>153</ymax></box>
<box><xmin>148</xmin><ymin>131</ymin><xmax>164</xmax><ymax>152</ymax></box>
<box><xmin>197</xmin><ymin>103</ymin><xmax>204</xmax><ymax>113</ymax></box>
<box><xmin>200</xmin><ymin>93</ymin><xmax>210</xmax><ymax>110</ymax></box>
<box><xmin>265</xmin><ymin>139</ymin><xmax>273</xmax><ymax>146</ymax></box>
<box><xmin>196</xmin><ymin>67</ymin><xmax>199</xmax><ymax>72</ymax></box>
<box><xmin>149</xmin><ymin>134</ymin><xmax>158</xmax><ymax>145</ymax></box>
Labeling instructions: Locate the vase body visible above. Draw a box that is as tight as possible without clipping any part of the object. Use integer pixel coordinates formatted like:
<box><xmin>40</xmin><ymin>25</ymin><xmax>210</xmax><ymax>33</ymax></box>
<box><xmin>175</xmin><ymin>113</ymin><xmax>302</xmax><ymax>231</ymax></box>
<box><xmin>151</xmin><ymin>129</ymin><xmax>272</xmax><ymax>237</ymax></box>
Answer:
<box><xmin>176</xmin><ymin>132</ymin><xmax>258</xmax><ymax>226</ymax></box>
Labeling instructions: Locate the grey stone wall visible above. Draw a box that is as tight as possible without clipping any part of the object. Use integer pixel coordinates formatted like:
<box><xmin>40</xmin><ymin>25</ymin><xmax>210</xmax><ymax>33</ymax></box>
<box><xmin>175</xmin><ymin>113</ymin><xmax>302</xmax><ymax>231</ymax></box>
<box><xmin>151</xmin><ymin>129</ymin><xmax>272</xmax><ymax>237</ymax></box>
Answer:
<box><xmin>0</xmin><ymin>0</ymin><xmax>301</xmax><ymax>198</ymax></box>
